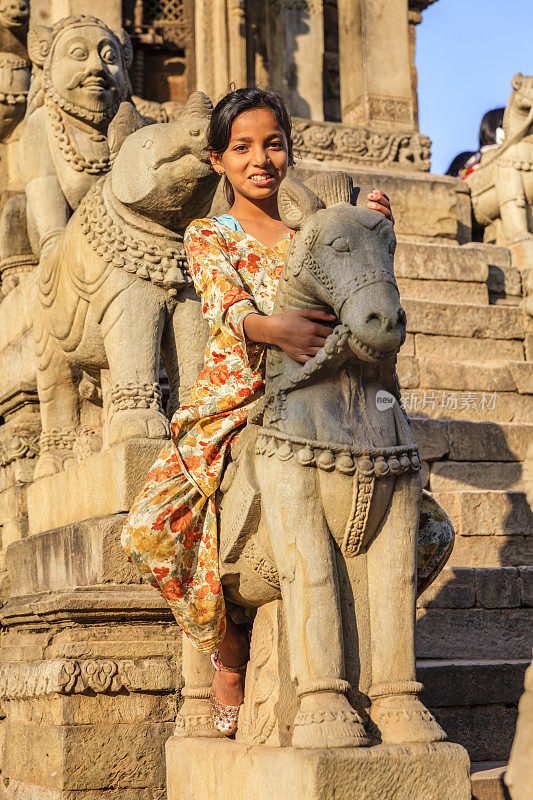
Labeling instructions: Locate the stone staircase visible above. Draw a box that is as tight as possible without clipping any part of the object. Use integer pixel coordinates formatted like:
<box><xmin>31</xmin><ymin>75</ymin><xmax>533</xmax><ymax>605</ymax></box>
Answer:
<box><xmin>394</xmin><ymin>239</ymin><xmax>533</xmax><ymax>765</ymax></box>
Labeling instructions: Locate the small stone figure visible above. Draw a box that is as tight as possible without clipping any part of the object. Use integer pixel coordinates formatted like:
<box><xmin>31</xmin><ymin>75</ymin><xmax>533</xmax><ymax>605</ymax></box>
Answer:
<box><xmin>466</xmin><ymin>74</ymin><xmax>533</xmax><ymax>312</ymax></box>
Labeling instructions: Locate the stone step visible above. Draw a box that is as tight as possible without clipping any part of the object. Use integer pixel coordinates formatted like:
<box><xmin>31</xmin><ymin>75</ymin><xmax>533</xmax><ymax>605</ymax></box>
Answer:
<box><xmin>430</xmin><ymin>464</ymin><xmax>524</xmax><ymax>492</ymax></box>
<box><xmin>404</xmin><ymin>299</ymin><xmax>531</xmax><ymax>341</ymax></box>
<box><xmin>412</xmin><ymin>333</ymin><xmax>525</xmax><ymax>364</ymax></box>
<box><xmin>411</xmin><ymin>419</ymin><xmax>533</xmax><ymax>463</ymax></box>
<box><xmin>402</xmin><ymin>389</ymin><xmax>532</xmax><ymax>423</ymax></box>
<box><xmin>450</xmin><ymin>533</ymin><xmax>533</xmax><ymax>568</ymax></box>
<box><xmin>470</xmin><ymin>763</ymin><xmax>510</xmax><ymax>800</ymax></box>
<box><xmin>398</xmin><ymin>356</ymin><xmax>533</xmax><ymax>394</ymax></box>
<box><xmin>395</xmin><ymin>241</ymin><xmax>497</xmax><ymax>282</ymax></box>
<box><xmin>432</xmin><ymin>490</ymin><xmax>532</xmax><ymax>542</ymax></box>
<box><xmin>417</xmin><ymin>659</ymin><xmax>528</xmax><ymax>707</ymax></box>
<box><xmin>417</xmin><ymin>566</ymin><xmax>532</xmax><ymax>610</ymax></box>
<box><xmin>397</xmin><ymin>277</ymin><xmax>489</xmax><ymax>305</ymax></box>
<box><xmin>415</xmin><ymin>606</ymin><xmax>532</xmax><ymax>660</ymax></box>
<box><xmin>417</xmin><ymin>659</ymin><xmax>526</xmax><ymax>766</ymax></box>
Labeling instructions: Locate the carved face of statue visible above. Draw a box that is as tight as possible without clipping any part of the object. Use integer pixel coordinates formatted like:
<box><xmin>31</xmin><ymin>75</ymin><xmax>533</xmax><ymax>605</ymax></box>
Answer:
<box><xmin>0</xmin><ymin>0</ymin><xmax>29</xmax><ymax>29</ymax></box>
<box><xmin>47</xmin><ymin>25</ymin><xmax>129</xmax><ymax>120</ymax></box>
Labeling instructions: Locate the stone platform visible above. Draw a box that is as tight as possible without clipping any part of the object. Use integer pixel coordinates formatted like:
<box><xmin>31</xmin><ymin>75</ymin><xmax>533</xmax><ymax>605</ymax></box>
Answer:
<box><xmin>166</xmin><ymin>738</ymin><xmax>471</xmax><ymax>800</ymax></box>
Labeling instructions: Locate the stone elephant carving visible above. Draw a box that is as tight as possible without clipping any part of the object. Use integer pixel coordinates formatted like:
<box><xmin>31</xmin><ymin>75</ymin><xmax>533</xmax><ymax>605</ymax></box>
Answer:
<box><xmin>33</xmin><ymin>92</ymin><xmax>219</xmax><ymax>479</ymax></box>
<box><xmin>178</xmin><ymin>172</ymin><xmax>448</xmax><ymax>750</ymax></box>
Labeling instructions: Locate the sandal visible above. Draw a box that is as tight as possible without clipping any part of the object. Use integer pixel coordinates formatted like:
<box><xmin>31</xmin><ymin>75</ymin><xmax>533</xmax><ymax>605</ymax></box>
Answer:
<box><xmin>210</xmin><ymin>649</ymin><xmax>247</xmax><ymax>736</ymax></box>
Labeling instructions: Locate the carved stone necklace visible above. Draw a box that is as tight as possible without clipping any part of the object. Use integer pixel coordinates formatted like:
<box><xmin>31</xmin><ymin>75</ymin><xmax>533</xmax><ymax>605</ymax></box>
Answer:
<box><xmin>45</xmin><ymin>96</ymin><xmax>112</xmax><ymax>175</ymax></box>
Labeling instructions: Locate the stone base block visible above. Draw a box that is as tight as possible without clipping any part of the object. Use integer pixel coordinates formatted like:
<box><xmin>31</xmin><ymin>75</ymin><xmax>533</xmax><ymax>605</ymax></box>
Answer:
<box><xmin>165</xmin><ymin>737</ymin><xmax>471</xmax><ymax>800</ymax></box>
<box><xmin>27</xmin><ymin>438</ymin><xmax>165</xmax><ymax>535</ymax></box>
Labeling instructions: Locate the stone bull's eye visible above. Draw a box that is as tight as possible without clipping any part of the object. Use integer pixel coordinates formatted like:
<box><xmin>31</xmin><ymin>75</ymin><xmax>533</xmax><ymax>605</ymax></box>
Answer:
<box><xmin>331</xmin><ymin>237</ymin><xmax>350</xmax><ymax>252</ymax></box>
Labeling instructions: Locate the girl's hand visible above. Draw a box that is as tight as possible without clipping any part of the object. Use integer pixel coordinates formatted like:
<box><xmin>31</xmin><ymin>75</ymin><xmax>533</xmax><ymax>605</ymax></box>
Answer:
<box><xmin>367</xmin><ymin>190</ymin><xmax>394</xmax><ymax>226</ymax></box>
<box><xmin>244</xmin><ymin>309</ymin><xmax>337</xmax><ymax>364</ymax></box>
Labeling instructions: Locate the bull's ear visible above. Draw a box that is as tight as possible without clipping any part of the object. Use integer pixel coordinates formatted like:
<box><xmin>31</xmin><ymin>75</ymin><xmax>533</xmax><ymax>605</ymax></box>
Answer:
<box><xmin>27</xmin><ymin>25</ymin><xmax>53</xmax><ymax>67</ymax></box>
<box><xmin>108</xmin><ymin>101</ymin><xmax>148</xmax><ymax>160</ymax></box>
<box><xmin>115</xmin><ymin>28</ymin><xmax>133</xmax><ymax>68</ymax></box>
<box><xmin>278</xmin><ymin>175</ymin><xmax>323</xmax><ymax>230</ymax></box>
<box><xmin>512</xmin><ymin>72</ymin><xmax>524</xmax><ymax>91</ymax></box>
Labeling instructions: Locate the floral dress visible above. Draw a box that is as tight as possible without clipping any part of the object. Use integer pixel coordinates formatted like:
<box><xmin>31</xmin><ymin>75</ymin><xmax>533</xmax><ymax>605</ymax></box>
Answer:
<box><xmin>121</xmin><ymin>214</ymin><xmax>454</xmax><ymax>653</ymax></box>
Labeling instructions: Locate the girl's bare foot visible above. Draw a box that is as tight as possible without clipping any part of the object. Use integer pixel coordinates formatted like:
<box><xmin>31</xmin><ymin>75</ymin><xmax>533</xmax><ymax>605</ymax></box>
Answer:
<box><xmin>211</xmin><ymin>616</ymin><xmax>249</xmax><ymax>706</ymax></box>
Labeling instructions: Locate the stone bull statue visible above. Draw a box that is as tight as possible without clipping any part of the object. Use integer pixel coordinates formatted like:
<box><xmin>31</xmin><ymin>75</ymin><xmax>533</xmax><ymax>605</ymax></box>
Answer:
<box><xmin>178</xmin><ymin>172</ymin><xmax>447</xmax><ymax>749</ymax></box>
<box><xmin>33</xmin><ymin>92</ymin><xmax>217</xmax><ymax>478</ymax></box>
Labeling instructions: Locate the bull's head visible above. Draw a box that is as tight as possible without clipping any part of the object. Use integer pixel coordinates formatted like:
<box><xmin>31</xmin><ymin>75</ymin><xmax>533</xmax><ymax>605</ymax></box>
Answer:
<box><xmin>110</xmin><ymin>92</ymin><xmax>220</xmax><ymax>233</ymax></box>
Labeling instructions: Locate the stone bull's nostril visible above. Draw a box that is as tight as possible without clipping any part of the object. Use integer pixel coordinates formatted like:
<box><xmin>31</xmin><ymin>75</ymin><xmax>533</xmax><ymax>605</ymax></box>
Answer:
<box><xmin>397</xmin><ymin>307</ymin><xmax>407</xmax><ymax>326</ymax></box>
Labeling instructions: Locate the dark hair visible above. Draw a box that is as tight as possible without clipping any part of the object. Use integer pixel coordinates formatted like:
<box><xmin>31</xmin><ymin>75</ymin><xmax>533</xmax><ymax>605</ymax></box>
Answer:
<box><xmin>207</xmin><ymin>86</ymin><xmax>294</xmax><ymax>205</ymax></box>
<box><xmin>478</xmin><ymin>107</ymin><xmax>505</xmax><ymax>148</ymax></box>
<box><xmin>445</xmin><ymin>150</ymin><xmax>476</xmax><ymax>177</ymax></box>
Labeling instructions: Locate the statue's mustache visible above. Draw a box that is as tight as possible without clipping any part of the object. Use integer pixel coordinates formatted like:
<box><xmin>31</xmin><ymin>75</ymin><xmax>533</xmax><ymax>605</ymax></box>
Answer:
<box><xmin>66</xmin><ymin>71</ymin><xmax>114</xmax><ymax>90</ymax></box>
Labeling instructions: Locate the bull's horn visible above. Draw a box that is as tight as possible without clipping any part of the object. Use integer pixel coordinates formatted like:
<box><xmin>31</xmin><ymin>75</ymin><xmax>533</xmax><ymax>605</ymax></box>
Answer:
<box><xmin>182</xmin><ymin>91</ymin><xmax>214</xmax><ymax>118</ymax></box>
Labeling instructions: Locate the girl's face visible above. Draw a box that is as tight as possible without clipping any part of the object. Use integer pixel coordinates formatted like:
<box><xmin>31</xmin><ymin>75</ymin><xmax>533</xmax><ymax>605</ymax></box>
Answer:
<box><xmin>210</xmin><ymin>107</ymin><xmax>291</xmax><ymax>203</ymax></box>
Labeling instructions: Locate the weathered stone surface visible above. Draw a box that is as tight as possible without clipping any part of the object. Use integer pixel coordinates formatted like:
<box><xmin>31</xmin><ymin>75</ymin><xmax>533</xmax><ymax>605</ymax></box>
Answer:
<box><xmin>5</xmin><ymin>514</ymin><xmax>138</xmax><ymax>597</ymax></box>
<box><xmin>475</xmin><ymin>568</ymin><xmax>522</xmax><ymax>609</ymax></box>
<box><xmin>433</xmin><ymin>491</ymin><xmax>533</xmax><ymax>537</ymax></box>
<box><xmin>296</xmin><ymin>164</ymin><xmax>469</xmax><ymax>242</ymax></box>
<box><xmin>430</xmin><ymin>463</ymin><xmax>524</xmax><ymax>493</ymax></box>
<box><xmin>509</xmin><ymin>362</ymin><xmax>533</xmax><ymax>394</ymax></box>
<box><xmin>416</xmin><ymin>608</ymin><xmax>533</xmax><ymax>659</ymax></box>
<box><xmin>397</xmin><ymin>277</ymin><xmax>488</xmax><ymax>305</ymax></box>
<box><xmin>417</xmin><ymin>360</ymin><xmax>516</xmax><ymax>393</ymax></box>
<box><xmin>471</xmin><ymin>764</ymin><xmax>509</xmax><ymax>800</ymax></box>
<box><xmin>395</xmin><ymin>241</ymin><xmax>489</xmax><ymax>282</ymax></box>
<box><xmin>449</xmin><ymin>534</ymin><xmax>533</xmax><ymax>568</ymax></box>
<box><xmin>27</xmin><ymin>439</ymin><xmax>165</xmax><ymax>536</ymax></box>
<box><xmin>0</xmin><ymin>272</ymin><xmax>35</xmax><ymax>353</ymax></box>
<box><xmin>505</xmin><ymin>657</ymin><xmax>533</xmax><ymax>800</ymax></box>
<box><xmin>414</xmin><ymin>333</ymin><xmax>525</xmax><ymax>363</ymax></box>
<box><xmin>0</xmin><ymin>784</ymin><xmax>166</xmax><ymax>800</ymax></box>
<box><xmin>405</xmin><ymin>391</ymin><xmax>532</xmax><ymax>423</ymax></box>
<box><xmin>397</xmin><ymin>354</ymin><xmax>420</xmax><ymax>387</ymax></box>
<box><xmin>518</xmin><ymin>567</ymin><xmax>533</xmax><ymax>606</ymax></box>
<box><xmin>2</xmin><ymin>719</ymin><xmax>172</xmax><ymax>789</ymax></box>
<box><xmin>166</xmin><ymin>738</ymin><xmax>471</xmax><ymax>800</ymax></box>
<box><xmin>410</xmin><ymin>418</ymin><xmax>449</xmax><ymax>461</ymax></box>
<box><xmin>417</xmin><ymin>567</ymin><xmax>475</xmax><ymax>609</ymax></box>
<box><xmin>418</xmin><ymin>660</ymin><xmax>529</xmax><ymax>708</ymax></box>
<box><xmin>447</xmin><ymin>422</ymin><xmax>533</xmax><ymax>462</ymax></box>
<box><xmin>432</xmin><ymin>705</ymin><xmax>518</xmax><ymax>763</ymax></box>
<box><xmin>404</xmin><ymin>299</ymin><xmax>530</xmax><ymax>340</ymax></box>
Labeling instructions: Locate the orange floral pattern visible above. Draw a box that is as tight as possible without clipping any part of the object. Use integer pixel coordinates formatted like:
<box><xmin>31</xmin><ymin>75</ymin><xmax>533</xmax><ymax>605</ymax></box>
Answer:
<box><xmin>121</xmin><ymin>217</ymin><xmax>454</xmax><ymax>653</ymax></box>
<box><xmin>121</xmin><ymin>218</ymin><xmax>293</xmax><ymax>651</ymax></box>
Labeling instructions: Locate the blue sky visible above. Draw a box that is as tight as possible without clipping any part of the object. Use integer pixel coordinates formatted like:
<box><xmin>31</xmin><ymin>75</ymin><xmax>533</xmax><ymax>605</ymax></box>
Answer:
<box><xmin>416</xmin><ymin>0</ymin><xmax>533</xmax><ymax>175</ymax></box>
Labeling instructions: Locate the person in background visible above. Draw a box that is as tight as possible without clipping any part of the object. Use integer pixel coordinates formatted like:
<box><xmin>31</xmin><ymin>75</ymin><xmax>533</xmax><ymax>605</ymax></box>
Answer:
<box><xmin>458</xmin><ymin>106</ymin><xmax>505</xmax><ymax>178</ymax></box>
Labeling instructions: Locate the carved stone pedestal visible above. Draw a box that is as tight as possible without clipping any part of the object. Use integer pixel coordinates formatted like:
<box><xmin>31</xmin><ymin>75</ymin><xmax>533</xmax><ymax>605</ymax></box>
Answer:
<box><xmin>166</xmin><ymin>738</ymin><xmax>471</xmax><ymax>800</ymax></box>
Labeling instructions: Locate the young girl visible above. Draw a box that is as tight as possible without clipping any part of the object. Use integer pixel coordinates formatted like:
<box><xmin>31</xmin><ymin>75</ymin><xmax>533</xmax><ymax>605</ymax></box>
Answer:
<box><xmin>122</xmin><ymin>87</ymin><xmax>452</xmax><ymax>736</ymax></box>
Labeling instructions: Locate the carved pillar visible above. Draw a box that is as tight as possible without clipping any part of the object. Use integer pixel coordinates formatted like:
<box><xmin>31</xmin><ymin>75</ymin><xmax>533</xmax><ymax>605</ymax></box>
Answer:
<box><xmin>282</xmin><ymin>0</ymin><xmax>324</xmax><ymax>120</ymax></box>
<box><xmin>195</xmin><ymin>0</ymin><xmax>230</xmax><ymax>100</ymax></box>
<box><xmin>337</xmin><ymin>0</ymin><xmax>415</xmax><ymax>130</ymax></box>
<box><xmin>227</xmin><ymin>0</ymin><xmax>247</xmax><ymax>88</ymax></box>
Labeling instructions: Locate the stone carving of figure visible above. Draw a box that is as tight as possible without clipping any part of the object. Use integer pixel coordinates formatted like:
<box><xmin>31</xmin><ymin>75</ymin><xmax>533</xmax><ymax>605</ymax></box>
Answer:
<box><xmin>19</xmin><ymin>15</ymin><xmax>133</xmax><ymax>259</ymax></box>
<box><xmin>0</xmin><ymin>0</ymin><xmax>30</xmax><ymax>142</ymax></box>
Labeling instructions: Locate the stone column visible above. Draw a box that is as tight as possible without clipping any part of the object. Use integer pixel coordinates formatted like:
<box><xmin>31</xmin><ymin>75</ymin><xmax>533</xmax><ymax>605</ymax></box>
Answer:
<box><xmin>195</xmin><ymin>0</ymin><xmax>230</xmax><ymax>101</ymax></box>
<box><xmin>283</xmin><ymin>0</ymin><xmax>325</xmax><ymax>120</ymax></box>
<box><xmin>227</xmin><ymin>0</ymin><xmax>247</xmax><ymax>88</ymax></box>
<box><xmin>337</xmin><ymin>0</ymin><xmax>415</xmax><ymax>130</ymax></box>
